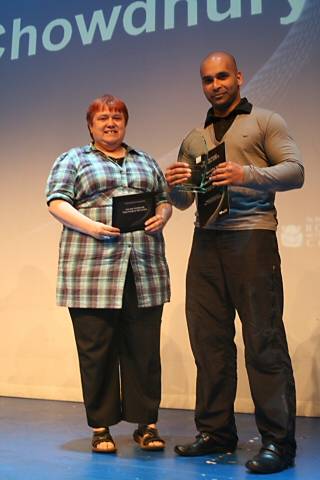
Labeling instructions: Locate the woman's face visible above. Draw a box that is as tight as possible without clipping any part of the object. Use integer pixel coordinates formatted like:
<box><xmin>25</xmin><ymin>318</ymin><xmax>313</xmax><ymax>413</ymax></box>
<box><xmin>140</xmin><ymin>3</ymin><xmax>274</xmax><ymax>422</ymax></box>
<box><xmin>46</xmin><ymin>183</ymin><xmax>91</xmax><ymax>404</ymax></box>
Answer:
<box><xmin>89</xmin><ymin>107</ymin><xmax>126</xmax><ymax>152</ymax></box>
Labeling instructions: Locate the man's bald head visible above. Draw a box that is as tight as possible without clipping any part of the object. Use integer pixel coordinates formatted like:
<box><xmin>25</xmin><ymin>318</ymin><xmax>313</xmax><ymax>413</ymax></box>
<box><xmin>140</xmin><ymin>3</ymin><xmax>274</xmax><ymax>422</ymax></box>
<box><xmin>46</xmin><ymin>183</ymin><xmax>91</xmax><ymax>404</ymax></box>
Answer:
<box><xmin>200</xmin><ymin>51</ymin><xmax>238</xmax><ymax>75</ymax></box>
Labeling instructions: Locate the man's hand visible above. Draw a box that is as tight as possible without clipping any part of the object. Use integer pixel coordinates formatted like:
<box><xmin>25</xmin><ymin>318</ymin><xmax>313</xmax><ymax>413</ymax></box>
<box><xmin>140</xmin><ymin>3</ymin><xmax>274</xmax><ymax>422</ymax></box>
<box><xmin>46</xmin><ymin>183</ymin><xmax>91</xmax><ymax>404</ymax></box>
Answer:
<box><xmin>165</xmin><ymin>162</ymin><xmax>191</xmax><ymax>187</ymax></box>
<box><xmin>210</xmin><ymin>161</ymin><xmax>244</xmax><ymax>186</ymax></box>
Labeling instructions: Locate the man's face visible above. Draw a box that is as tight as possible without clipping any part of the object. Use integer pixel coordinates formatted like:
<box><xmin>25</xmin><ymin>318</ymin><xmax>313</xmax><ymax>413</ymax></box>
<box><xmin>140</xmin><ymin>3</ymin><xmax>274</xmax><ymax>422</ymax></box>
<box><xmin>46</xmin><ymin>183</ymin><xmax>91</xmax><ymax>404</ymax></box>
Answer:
<box><xmin>200</xmin><ymin>55</ymin><xmax>243</xmax><ymax>116</ymax></box>
<box><xmin>89</xmin><ymin>107</ymin><xmax>126</xmax><ymax>151</ymax></box>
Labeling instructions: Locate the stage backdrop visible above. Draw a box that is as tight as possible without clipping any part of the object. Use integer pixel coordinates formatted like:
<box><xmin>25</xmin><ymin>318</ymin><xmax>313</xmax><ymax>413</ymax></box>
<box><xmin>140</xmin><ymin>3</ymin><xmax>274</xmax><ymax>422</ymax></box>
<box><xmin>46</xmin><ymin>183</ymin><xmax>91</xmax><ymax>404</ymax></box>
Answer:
<box><xmin>1</xmin><ymin>0</ymin><xmax>319</xmax><ymax>416</ymax></box>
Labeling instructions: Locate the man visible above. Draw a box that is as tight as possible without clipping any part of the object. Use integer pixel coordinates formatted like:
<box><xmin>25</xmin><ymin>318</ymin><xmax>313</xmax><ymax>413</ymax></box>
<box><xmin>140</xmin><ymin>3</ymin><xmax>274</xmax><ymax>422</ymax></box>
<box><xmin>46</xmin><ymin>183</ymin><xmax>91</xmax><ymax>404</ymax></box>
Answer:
<box><xmin>165</xmin><ymin>51</ymin><xmax>304</xmax><ymax>474</ymax></box>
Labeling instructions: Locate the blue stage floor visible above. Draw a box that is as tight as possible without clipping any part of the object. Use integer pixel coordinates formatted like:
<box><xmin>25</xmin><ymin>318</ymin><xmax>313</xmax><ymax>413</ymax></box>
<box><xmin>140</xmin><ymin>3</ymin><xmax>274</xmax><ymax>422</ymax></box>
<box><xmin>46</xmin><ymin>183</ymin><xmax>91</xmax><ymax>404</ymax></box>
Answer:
<box><xmin>0</xmin><ymin>396</ymin><xmax>319</xmax><ymax>480</ymax></box>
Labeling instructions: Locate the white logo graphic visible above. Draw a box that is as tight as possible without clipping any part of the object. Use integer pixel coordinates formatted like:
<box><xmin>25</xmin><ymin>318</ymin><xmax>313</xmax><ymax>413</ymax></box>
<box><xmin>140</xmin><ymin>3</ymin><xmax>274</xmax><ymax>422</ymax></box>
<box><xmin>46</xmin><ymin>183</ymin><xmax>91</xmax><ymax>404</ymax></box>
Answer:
<box><xmin>281</xmin><ymin>218</ymin><xmax>320</xmax><ymax>248</ymax></box>
<box><xmin>281</xmin><ymin>225</ymin><xmax>304</xmax><ymax>248</ymax></box>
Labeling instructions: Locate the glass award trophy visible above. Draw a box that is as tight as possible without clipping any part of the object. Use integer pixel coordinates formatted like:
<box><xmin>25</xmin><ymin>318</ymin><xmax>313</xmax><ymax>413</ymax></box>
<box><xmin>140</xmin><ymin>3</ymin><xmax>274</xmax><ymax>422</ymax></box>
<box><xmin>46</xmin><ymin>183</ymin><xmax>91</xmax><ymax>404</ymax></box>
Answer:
<box><xmin>177</xmin><ymin>127</ymin><xmax>230</xmax><ymax>225</ymax></box>
<box><xmin>176</xmin><ymin>128</ymin><xmax>208</xmax><ymax>193</ymax></box>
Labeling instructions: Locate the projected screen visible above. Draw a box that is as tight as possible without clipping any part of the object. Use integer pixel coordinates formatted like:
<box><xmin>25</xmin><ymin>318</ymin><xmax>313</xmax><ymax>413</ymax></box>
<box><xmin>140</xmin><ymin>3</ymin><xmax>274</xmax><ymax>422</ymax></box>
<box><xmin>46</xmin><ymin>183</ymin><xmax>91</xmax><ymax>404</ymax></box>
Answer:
<box><xmin>1</xmin><ymin>0</ymin><xmax>319</xmax><ymax>311</ymax></box>
<box><xmin>1</xmin><ymin>1</ymin><xmax>318</xmax><ymax>242</ymax></box>
<box><xmin>1</xmin><ymin>1</ymin><xmax>320</xmax><ymax>409</ymax></box>
<box><xmin>2</xmin><ymin>1</ymin><xmax>319</xmax><ymax>244</ymax></box>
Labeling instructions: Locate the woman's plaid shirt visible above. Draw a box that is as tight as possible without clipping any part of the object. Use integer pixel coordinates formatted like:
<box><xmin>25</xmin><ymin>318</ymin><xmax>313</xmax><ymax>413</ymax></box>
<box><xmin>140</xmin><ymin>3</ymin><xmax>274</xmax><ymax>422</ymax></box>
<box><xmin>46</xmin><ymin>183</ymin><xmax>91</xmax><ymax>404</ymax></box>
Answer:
<box><xmin>46</xmin><ymin>144</ymin><xmax>171</xmax><ymax>308</ymax></box>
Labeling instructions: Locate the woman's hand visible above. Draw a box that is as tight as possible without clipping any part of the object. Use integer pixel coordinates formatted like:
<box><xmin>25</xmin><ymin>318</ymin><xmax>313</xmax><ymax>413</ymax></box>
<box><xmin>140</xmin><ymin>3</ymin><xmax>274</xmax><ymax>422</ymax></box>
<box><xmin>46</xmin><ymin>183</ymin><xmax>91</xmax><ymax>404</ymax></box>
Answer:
<box><xmin>145</xmin><ymin>202</ymin><xmax>172</xmax><ymax>234</ymax></box>
<box><xmin>89</xmin><ymin>221</ymin><xmax>120</xmax><ymax>240</ymax></box>
<box><xmin>145</xmin><ymin>214</ymin><xmax>166</xmax><ymax>234</ymax></box>
<box><xmin>48</xmin><ymin>199</ymin><xmax>120</xmax><ymax>239</ymax></box>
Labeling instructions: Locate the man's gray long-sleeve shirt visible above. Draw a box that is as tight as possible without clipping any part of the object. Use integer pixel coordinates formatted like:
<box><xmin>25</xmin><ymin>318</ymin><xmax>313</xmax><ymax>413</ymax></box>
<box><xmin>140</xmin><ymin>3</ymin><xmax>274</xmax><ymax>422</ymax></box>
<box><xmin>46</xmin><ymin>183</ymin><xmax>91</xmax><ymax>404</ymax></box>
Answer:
<box><xmin>170</xmin><ymin>106</ymin><xmax>304</xmax><ymax>231</ymax></box>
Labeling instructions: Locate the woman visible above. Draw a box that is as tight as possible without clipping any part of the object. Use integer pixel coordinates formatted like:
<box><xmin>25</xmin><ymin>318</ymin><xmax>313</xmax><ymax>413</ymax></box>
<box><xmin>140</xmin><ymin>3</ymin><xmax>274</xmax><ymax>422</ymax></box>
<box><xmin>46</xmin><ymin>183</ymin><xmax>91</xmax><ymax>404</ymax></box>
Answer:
<box><xmin>46</xmin><ymin>94</ymin><xmax>171</xmax><ymax>453</ymax></box>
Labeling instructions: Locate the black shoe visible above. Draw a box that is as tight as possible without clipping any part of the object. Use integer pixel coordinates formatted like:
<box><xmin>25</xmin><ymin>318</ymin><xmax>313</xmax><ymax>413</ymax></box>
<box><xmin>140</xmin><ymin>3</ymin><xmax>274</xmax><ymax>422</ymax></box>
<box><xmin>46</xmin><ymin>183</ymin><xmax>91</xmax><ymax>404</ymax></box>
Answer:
<box><xmin>174</xmin><ymin>433</ymin><xmax>237</xmax><ymax>457</ymax></box>
<box><xmin>245</xmin><ymin>443</ymin><xmax>295</xmax><ymax>474</ymax></box>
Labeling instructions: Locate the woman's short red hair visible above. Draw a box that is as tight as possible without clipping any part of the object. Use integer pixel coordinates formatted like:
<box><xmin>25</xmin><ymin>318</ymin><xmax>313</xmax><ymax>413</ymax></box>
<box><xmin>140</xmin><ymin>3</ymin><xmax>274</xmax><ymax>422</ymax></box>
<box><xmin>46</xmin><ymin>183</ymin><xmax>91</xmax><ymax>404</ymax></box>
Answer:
<box><xmin>86</xmin><ymin>94</ymin><xmax>129</xmax><ymax>126</ymax></box>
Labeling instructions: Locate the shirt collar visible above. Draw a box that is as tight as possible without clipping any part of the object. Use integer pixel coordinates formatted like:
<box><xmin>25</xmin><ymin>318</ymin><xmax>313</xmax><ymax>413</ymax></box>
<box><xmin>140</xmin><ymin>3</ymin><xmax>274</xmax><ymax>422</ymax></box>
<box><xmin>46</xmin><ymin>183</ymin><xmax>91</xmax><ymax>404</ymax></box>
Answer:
<box><xmin>204</xmin><ymin>97</ymin><xmax>252</xmax><ymax>127</ymax></box>
<box><xmin>83</xmin><ymin>143</ymin><xmax>138</xmax><ymax>155</ymax></box>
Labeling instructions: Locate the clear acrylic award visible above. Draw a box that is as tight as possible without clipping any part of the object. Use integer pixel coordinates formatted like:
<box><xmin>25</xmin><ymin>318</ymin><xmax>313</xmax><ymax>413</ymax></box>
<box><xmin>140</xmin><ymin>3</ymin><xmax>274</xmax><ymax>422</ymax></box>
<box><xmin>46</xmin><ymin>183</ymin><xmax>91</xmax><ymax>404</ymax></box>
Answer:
<box><xmin>177</xmin><ymin>127</ymin><xmax>230</xmax><ymax>225</ymax></box>
<box><xmin>177</xmin><ymin>128</ymin><xmax>208</xmax><ymax>193</ymax></box>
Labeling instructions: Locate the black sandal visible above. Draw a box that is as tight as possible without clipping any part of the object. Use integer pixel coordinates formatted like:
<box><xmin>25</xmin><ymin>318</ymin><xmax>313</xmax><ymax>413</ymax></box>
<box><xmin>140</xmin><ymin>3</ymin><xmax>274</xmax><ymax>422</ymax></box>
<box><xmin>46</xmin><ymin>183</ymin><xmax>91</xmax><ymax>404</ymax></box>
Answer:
<box><xmin>92</xmin><ymin>428</ymin><xmax>117</xmax><ymax>453</ymax></box>
<box><xmin>133</xmin><ymin>424</ymin><xmax>165</xmax><ymax>451</ymax></box>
